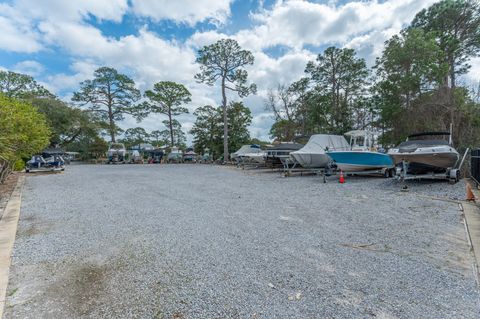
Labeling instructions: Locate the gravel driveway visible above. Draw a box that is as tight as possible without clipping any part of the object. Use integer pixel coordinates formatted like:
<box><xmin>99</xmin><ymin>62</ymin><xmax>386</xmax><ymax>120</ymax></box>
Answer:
<box><xmin>4</xmin><ymin>164</ymin><xmax>480</xmax><ymax>318</ymax></box>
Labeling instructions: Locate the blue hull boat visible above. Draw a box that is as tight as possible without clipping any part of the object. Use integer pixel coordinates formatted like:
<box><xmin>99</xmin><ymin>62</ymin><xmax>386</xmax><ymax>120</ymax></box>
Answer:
<box><xmin>326</xmin><ymin>151</ymin><xmax>394</xmax><ymax>172</ymax></box>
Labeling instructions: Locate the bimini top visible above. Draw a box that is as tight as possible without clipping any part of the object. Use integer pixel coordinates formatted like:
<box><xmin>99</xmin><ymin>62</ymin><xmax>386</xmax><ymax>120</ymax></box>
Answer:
<box><xmin>292</xmin><ymin>134</ymin><xmax>349</xmax><ymax>155</ymax></box>
<box><xmin>408</xmin><ymin>132</ymin><xmax>450</xmax><ymax>139</ymax></box>
<box><xmin>267</xmin><ymin>142</ymin><xmax>303</xmax><ymax>151</ymax></box>
<box><xmin>344</xmin><ymin>130</ymin><xmax>370</xmax><ymax>138</ymax></box>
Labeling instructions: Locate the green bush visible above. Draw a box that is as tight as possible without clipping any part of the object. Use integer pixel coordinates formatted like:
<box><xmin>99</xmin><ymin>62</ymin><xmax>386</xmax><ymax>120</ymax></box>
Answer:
<box><xmin>0</xmin><ymin>93</ymin><xmax>51</xmax><ymax>182</ymax></box>
<box><xmin>13</xmin><ymin>159</ymin><xmax>25</xmax><ymax>171</ymax></box>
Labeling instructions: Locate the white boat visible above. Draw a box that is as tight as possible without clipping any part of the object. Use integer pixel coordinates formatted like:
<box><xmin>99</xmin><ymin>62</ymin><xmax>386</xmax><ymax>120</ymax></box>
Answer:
<box><xmin>167</xmin><ymin>147</ymin><xmax>183</xmax><ymax>163</ymax></box>
<box><xmin>326</xmin><ymin>130</ymin><xmax>394</xmax><ymax>172</ymax></box>
<box><xmin>388</xmin><ymin>132</ymin><xmax>459</xmax><ymax>174</ymax></box>
<box><xmin>240</xmin><ymin>152</ymin><xmax>266</xmax><ymax>164</ymax></box>
<box><xmin>107</xmin><ymin>143</ymin><xmax>127</xmax><ymax>163</ymax></box>
<box><xmin>290</xmin><ymin>134</ymin><xmax>350</xmax><ymax>168</ymax></box>
<box><xmin>231</xmin><ymin>144</ymin><xmax>262</xmax><ymax>162</ymax></box>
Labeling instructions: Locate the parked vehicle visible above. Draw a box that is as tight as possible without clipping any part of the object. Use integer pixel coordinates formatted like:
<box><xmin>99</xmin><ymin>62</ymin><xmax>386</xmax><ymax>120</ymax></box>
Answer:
<box><xmin>26</xmin><ymin>154</ymin><xmax>65</xmax><ymax>173</ymax></box>
<box><xmin>326</xmin><ymin>130</ymin><xmax>394</xmax><ymax>175</ymax></box>
<box><xmin>129</xmin><ymin>150</ymin><xmax>144</xmax><ymax>164</ymax></box>
<box><xmin>231</xmin><ymin>144</ymin><xmax>262</xmax><ymax>163</ymax></box>
<box><xmin>265</xmin><ymin>143</ymin><xmax>303</xmax><ymax>168</ymax></box>
<box><xmin>147</xmin><ymin>149</ymin><xmax>164</xmax><ymax>164</ymax></box>
<box><xmin>388</xmin><ymin>132</ymin><xmax>459</xmax><ymax>174</ymax></box>
<box><xmin>183</xmin><ymin>150</ymin><xmax>197</xmax><ymax>162</ymax></box>
<box><xmin>167</xmin><ymin>147</ymin><xmax>183</xmax><ymax>163</ymax></box>
<box><xmin>290</xmin><ymin>134</ymin><xmax>350</xmax><ymax>168</ymax></box>
<box><xmin>107</xmin><ymin>143</ymin><xmax>127</xmax><ymax>164</ymax></box>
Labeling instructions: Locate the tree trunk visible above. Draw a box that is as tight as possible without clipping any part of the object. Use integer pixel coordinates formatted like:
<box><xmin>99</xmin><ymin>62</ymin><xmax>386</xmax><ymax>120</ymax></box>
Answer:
<box><xmin>221</xmin><ymin>76</ymin><xmax>228</xmax><ymax>162</ymax></box>
<box><xmin>107</xmin><ymin>86</ymin><xmax>116</xmax><ymax>143</ymax></box>
<box><xmin>168</xmin><ymin>110</ymin><xmax>174</xmax><ymax>147</ymax></box>
<box><xmin>449</xmin><ymin>55</ymin><xmax>456</xmax><ymax>135</ymax></box>
<box><xmin>108</xmin><ymin>107</ymin><xmax>116</xmax><ymax>143</ymax></box>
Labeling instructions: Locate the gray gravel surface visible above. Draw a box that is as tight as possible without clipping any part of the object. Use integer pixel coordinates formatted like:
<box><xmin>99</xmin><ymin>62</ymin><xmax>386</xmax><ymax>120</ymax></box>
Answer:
<box><xmin>4</xmin><ymin>164</ymin><xmax>480</xmax><ymax>318</ymax></box>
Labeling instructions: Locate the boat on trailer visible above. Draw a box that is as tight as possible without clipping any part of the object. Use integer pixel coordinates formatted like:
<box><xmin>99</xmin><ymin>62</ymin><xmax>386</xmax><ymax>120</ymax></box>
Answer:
<box><xmin>232</xmin><ymin>144</ymin><xmax>263</xmax><ymax>163</ymax></box>
<box><xmin>387</xmin><ymin>131</ymin><xmax>466</xmax><ymax>183</ymax></box>
<box><xmin>265</xmin><ymin>142</ymin><xmax>303</xmax><ymax>168</ymax></box>
<box><xmin>290</xmin><ymin>134</ymin><xmax>350</xmax><ymax>168</ymax></box>
<box><xmin>388</xmin><ymin>132</ymin><xmax>459</xmax><ymax>174</ymax></box>
<box><xmin>326</xmin><ymin>130</ymin><xmax>394</xmax><ymax>175</ymax></box>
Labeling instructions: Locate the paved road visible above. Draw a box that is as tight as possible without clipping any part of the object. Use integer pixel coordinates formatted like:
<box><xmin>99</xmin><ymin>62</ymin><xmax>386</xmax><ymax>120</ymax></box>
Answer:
<box><xmin>4</xmin><ymin>164</ymin><xmax>480</xmax><ymax>318</ymax></box>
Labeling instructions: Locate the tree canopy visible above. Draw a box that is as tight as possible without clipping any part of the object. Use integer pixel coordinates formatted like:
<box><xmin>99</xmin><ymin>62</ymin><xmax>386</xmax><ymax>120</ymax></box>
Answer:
<box><xmin>0</xmin><ymin>94</ymin><xmax>51</xmax><ymax>182</ymax></box>
<box><xmin>190</xmin><ymin>102</ymin><xmax>252</xmax><ymax>158</ymax></box>
<box><xmin>72</xmin><ymin>67</ymin><xmax>145</xmax><ymax>143</ymax></box>
<box><xmin>195</xmin><ymin>38</ymin><xmax>256</xmax><ymax>161</ymax></box>
<box><xmin>144</xmin><ymin>81</ymin><xmax>191</xmax><ymax>147</ymax></box>
<box><xmin>0</xmin><ymin>70</ymin><xmax>54</xmax><ymax>99</ymax></box>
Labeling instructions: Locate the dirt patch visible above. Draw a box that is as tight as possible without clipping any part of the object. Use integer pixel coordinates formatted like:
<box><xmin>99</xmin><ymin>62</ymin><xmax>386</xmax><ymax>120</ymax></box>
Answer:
<box><xmin>17</xmin><ymin>223</ymin><xmax>49</xmax><ymax>237</ymax></box>
<box><xmin>47</xmin><ymin>260</ymin><xmax>115</xmax><ymax>316</ymax></box>
<box><xmin>0</xmin><ymin>172</ymin><xmax>20</xmax><ymax>215</ymax></box>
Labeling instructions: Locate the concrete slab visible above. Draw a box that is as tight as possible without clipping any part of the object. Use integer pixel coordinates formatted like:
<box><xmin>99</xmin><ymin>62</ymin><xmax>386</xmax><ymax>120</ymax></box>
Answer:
<box><xmin>0</xmin><ymin>176</ymin><xmax>25</xmax><ymax>318</ymax></box>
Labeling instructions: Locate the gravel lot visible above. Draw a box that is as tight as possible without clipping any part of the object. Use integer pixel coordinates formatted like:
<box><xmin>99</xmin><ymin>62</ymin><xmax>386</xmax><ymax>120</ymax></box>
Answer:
<box><xmin>4</xmin><ymin>164</ymin><xmax>480</xmax><ymax>318</ymax></box>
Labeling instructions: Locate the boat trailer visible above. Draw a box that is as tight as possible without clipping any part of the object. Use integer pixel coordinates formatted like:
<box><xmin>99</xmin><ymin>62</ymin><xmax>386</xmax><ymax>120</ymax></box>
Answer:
<box><xmin>281</xmin><ymin>158</ymin><xmax>333</xmax><ymax>182</ymax></box>
<box><xmin>395</xmin><ymin>148</ymin><xmax>469</xmax><ymax>184</ymax></box>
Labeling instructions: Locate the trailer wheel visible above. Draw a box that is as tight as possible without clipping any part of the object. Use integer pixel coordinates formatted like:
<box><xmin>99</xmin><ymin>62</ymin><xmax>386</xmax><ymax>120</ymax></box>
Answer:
<box><xmin>383</xmin><ymin>169</ymin><xmax>391</xmax><ymax>178</ymax></box>
<box><xmin>383</xmin><ymin>169</ymin><xmax>388</xmax><ymax>178</ymax></box>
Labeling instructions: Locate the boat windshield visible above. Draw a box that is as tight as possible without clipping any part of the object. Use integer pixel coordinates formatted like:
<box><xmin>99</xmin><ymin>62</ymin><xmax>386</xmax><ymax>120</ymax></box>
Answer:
<box><xmin>398</xmin><ymin>139</ymin><xmax>449</xmax><ymax>152</ymax></box>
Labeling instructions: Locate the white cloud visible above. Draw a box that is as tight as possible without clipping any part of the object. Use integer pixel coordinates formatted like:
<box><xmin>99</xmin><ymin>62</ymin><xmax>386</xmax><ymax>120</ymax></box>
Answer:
<box><xmin>13</xmin><ymin>60</ymin><xmax>45</xmax><ymax>76</ymax></box>
<box><xmin>248</xmin><ymin>0</ymin><xmax>437</xmax><ymax>50</ymax></box>
<box><xmin>131</xmin><ymin>0</ymin><xmax>233</xmax><ymax>25</ymax></box>
<box><xmin>0</xmin><ymin>4</ymin><xmax>42</xmax><ymax>53</ymax></box>
<box><xmin>465</xmin><ymin>57</ymin><xmax>480</xmax><ymax>85</ymax></box>
<box><xmin>15</xmin><ymin>0</ymin><xmax>128</xmax><ymax>23</ymax></box>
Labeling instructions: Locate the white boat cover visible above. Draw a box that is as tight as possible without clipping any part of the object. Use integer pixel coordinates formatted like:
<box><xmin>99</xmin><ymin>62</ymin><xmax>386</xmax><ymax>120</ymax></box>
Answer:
<box><xmin>232</xmin><ymin>145</ymin><xmax>262</xmax><ymax>157</ymax></box>
<box><xmin>291</xmin><ymin>134</ymin><xmax>350</xmax><ymax>155</ymax></box>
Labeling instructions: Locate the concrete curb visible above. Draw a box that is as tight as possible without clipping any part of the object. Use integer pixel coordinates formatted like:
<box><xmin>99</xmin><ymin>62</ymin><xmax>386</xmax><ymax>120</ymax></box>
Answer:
<box><xmin>462</xmin><ymin>178</ymin><xmax>480</xmax><ymax>286</ymax></box>
<box><xmin>0</xmin><ymin>175</ymin><xmax>25</xmax><ymax>318</ymax></box>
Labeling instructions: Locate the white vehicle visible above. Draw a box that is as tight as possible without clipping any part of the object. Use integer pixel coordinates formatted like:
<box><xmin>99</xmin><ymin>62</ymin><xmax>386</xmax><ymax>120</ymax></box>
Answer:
<box><xmin>107</xmin><ymin>143</ymin><xmax>127</xmax><ymax>164</ymax></box>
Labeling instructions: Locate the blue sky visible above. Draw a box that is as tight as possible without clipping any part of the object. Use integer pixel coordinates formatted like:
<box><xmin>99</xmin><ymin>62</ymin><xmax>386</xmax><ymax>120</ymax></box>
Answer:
<box><xmin>1</xmin><ymin>0</ymin><xmax>478</xmax><ymax>143</ymax></box>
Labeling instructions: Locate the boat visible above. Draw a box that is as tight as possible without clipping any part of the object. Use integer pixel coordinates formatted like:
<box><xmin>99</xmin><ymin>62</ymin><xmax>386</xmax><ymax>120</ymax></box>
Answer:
<box><xmin>147</xmin><ymin>149</ymin><xmax>164</xmax><ymax>164</ymax></box>
<box><xmin>265</xmin><ymin>142</ymin><xmax>303</xmax><ymax>168</ymax></box>
<box><xmin>240</xmin><ymin>152</ymin><xmax>266</xmax><ymax>164</ymax></box>
<box><xmin>388</xmin><ymin>132</ymin><xmax>459</xmax><ymax>174</ymax></box>
<box><xmin>183</xmin><ymin>150</ymin><xmax>197</xmax><ymax>162</ymax></box>
<box><xmin>26</xmin><ymin>154</ymin><xmax>65</xmax><ymax>172</ymax></box>
<box><xmin>326</xmin><ymin>130</ymin><xmax>394</xmax><ymax>172</ymax></box>
<box><xmin>167</xmin><ymin>147</ymin><xmax>183</xmax><ymax>163</ymax></box>
<box><xmin>290</xmin><ymin>134</ymin><xmax>350</xmax><ymax>168</ymax></box>
<box><xmin>231</xmin><ymin>144</ymin><xmax>262</xmax><ymax>162</ymax></box>
<box><xmin>107</xmin><ymin>143</ymin><xmax>127</xmax><ymax>163</ymax></box>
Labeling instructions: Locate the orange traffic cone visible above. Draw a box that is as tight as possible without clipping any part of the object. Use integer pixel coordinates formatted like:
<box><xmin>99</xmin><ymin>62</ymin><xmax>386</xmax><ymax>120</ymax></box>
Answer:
<box><xmin>339</xmin><ymin>170</ymin><xmax>345</xmax><ymax>184</ymax></box>
<box><xmin>466</xmin><ymin>183</ymin><xmax>476</xmax><ymax>202</ymax></box>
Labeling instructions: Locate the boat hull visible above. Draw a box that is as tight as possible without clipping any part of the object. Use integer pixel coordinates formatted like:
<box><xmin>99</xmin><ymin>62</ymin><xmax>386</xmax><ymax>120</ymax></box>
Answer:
<box><xmin>326</xmin><ymin>151</ymin><xmax>394</xmax><ymax>172</ymax></box>
<box><xmin>290</xmin><ymin>153</ymin><xmax>331</xmax><ymax>168</ymax></box>
<box><xmin>389</xmin><ymin>152</ymin><xmax>459</xmax><ymax>174</ymax></box>
<box><xmin>240</xmin><ymin>153</ymin><xmax>265</xmax><ymax>164</ymax></box>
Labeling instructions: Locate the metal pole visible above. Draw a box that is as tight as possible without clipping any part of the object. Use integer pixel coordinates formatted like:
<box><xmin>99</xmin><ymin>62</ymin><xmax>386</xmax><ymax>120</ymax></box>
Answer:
<box><xmin>457</xmin><ymin>148</ymin><xmax>470</xmax><ymax>170</ymax></box>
